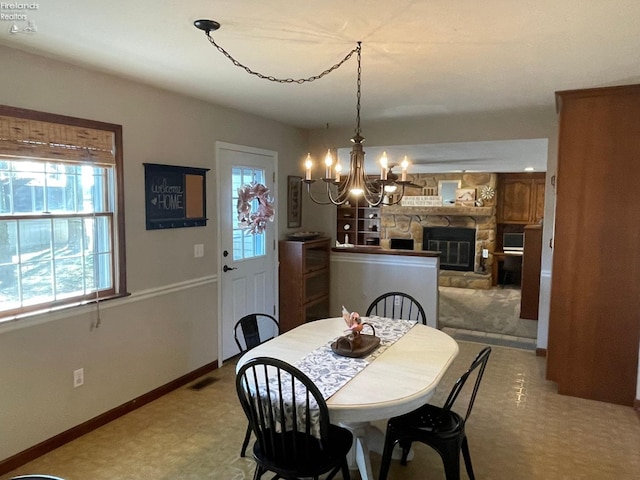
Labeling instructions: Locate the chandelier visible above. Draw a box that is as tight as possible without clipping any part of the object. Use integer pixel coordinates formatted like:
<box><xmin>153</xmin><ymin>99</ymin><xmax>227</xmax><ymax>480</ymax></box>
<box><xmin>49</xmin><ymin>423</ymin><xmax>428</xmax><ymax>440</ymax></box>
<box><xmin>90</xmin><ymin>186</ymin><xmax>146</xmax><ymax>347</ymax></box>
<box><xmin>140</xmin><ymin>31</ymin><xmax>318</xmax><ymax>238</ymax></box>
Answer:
<box><xmin>193</xmin><ymin>20</ymin><xmax>411</xmax><ymax>207</ymax></box>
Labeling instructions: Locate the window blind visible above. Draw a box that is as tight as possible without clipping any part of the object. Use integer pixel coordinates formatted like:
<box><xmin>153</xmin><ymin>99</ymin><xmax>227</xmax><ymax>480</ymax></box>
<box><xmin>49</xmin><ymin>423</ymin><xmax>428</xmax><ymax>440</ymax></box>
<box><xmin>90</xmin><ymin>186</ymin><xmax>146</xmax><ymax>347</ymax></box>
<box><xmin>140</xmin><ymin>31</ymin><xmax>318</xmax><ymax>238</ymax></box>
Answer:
<box><xmin>0</xmin><ymin>114</ymin><xmax>115</xmax><ymax>165</ymax></box>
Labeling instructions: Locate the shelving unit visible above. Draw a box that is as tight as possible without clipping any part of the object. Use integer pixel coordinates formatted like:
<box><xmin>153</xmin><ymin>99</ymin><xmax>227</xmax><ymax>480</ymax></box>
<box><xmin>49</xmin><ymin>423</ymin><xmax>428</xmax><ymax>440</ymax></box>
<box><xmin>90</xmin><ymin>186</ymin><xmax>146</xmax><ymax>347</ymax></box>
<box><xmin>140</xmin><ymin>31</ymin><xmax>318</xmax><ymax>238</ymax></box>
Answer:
<box><xmin>278</xmin><ymin>237</ymin><xmax>330</xmax><ymax>333</ymax></box>
<box><xmin>336</xmin><ymin>201</ymin><xmax>380</xmax><ymax>246</ymax></box>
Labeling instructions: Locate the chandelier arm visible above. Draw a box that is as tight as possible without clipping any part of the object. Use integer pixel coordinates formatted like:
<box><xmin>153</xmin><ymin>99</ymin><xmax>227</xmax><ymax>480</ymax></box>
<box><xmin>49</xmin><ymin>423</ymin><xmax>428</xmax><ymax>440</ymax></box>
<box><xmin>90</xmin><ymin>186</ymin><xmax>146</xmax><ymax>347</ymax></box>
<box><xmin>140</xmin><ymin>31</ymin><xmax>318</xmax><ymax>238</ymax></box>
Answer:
<box><xmin>325</xmin><ymin>178</ymin><xmax>354</xmax><ymax>205</ymax></box>
<box><xmin>304</xmin><ymin>181</ymin><xmax>345</xmax><ymax>206</ymax></box>
<box><xmin>203</xmin><ymin>32</ymin><xmax>359</xmax><ymax>84</ymax></box>
<box><xmin>362</xmin><ymin>182</ymin><xmax>386</xmax><ymax>207</ymax></box>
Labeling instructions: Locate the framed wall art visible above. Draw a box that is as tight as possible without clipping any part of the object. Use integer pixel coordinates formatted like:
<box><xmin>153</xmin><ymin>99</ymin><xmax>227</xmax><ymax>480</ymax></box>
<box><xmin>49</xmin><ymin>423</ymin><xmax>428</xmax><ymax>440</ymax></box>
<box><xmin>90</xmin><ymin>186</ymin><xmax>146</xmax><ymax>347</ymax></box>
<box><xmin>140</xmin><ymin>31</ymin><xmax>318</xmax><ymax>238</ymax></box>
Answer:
<box><xmin>287</xmin><ymin>175</ymin><xmax>302</xmax><ymax>228</ymax></box>
<box><xmin>144</xmin><ymin>163</ymin><xmax>210</xmax><ymax>230</ymax></box>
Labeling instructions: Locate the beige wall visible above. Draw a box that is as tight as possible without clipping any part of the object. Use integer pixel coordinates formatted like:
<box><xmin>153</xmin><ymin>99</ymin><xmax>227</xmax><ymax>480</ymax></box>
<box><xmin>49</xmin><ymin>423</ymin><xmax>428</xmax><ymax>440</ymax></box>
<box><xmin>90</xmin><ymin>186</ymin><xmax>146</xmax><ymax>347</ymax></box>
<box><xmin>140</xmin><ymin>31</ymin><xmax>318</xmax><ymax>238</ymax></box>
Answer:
<box><xmin>0</xmin><ymin>46</ymin><xmax>307</xmax><ymax>461</ymax></box>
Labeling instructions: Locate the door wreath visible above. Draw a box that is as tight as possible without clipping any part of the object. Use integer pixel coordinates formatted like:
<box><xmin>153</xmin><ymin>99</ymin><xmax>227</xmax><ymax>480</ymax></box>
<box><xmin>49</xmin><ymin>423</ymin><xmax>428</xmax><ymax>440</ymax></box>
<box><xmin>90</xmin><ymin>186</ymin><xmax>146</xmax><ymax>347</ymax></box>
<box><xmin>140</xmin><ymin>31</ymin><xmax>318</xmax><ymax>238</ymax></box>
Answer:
<box><xmin>237</xmin><ymin>182</ymin><xmax>275</xmax><ymax>234</ymax></box>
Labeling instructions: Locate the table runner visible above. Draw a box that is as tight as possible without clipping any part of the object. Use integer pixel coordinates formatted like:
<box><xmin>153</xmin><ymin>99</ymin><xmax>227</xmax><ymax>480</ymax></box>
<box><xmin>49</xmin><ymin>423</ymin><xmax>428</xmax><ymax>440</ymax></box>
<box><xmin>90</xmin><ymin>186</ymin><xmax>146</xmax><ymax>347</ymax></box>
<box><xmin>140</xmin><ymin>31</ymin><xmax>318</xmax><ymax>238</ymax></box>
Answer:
<box><xmin>255</xmin><ymin>316</ymin><xmax>417</xmax><ymax>438</ymax></box>
<box><xmin>294</xmin><ymin>316</ymin><xmax>417</xmax><ymax>400</ymax></box>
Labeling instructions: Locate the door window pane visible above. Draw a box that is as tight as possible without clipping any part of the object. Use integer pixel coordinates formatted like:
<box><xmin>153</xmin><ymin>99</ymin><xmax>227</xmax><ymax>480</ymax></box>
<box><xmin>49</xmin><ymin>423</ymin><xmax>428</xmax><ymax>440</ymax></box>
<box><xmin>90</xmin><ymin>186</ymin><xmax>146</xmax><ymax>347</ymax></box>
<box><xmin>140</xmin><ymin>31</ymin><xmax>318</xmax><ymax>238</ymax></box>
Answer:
<box><xmin>232</xmin><ymin>167</ymin><xmax>266</xmax><ymax>261</ymax></box>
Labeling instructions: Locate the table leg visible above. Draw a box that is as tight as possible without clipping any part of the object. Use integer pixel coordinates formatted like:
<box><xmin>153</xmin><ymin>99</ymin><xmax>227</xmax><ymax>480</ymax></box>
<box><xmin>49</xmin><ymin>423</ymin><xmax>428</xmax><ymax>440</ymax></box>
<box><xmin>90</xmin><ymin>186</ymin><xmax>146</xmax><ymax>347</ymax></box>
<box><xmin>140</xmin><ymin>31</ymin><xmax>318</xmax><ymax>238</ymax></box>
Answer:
<box><xmin>365</xmin><ymin>423</ymin><xmax>415</xmax><ymax>462</ymax></box>
<box><xmin>341</xmin><ymin>421</ymin><xmax>415</xmax><ymax>480</ymax></box>
<box><xmin>341</xmin><ymin>421</ymin><xmax>375</xmax><ymax>480</ymax></box>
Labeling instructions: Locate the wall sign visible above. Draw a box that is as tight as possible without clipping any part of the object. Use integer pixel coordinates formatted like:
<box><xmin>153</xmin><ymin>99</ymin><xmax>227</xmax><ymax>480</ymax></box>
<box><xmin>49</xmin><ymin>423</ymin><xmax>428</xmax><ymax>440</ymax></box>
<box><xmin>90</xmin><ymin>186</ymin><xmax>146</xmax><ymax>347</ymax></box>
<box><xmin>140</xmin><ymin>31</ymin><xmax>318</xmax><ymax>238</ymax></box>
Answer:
<box><xmin>144</xmin><ymin>163</ymin><xmax>210</xmax><ymax>230</ymax></box>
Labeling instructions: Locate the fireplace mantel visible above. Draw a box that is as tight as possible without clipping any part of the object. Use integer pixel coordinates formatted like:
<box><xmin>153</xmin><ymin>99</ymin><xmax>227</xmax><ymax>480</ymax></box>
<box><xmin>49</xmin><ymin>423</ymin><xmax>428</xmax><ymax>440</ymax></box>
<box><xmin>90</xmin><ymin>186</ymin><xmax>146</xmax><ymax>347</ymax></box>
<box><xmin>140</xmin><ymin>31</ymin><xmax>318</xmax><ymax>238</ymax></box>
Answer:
<box><xmin>382</xmin><ymin>205</ymin><xmax>494</xmax><ymax>217</ymax></box>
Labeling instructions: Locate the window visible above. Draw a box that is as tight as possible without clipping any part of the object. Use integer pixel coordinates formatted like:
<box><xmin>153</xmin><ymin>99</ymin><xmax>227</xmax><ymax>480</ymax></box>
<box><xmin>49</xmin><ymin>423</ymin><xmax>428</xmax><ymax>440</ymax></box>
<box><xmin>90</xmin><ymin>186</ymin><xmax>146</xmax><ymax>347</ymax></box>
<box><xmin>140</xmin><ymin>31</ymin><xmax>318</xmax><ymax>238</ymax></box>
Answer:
<box><xmin>231</xmin><ymin>166</ymin><xmax>265</xmax><ymax>261</ymax></box>
<box><xmin>0</xmin><ymin>106</ymin><xmax>126</xmax><ymax>321</ymax></box>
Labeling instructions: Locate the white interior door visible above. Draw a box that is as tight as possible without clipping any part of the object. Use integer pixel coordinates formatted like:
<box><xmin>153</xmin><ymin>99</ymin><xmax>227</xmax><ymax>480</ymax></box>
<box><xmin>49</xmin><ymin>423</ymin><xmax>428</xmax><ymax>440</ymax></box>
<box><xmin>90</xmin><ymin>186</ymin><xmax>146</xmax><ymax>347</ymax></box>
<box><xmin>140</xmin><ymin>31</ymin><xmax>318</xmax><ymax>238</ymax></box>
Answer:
<box><xmin>217</xmin><ymin>142</ymin><xmax>278</xmax><ymax>362</ymax></box>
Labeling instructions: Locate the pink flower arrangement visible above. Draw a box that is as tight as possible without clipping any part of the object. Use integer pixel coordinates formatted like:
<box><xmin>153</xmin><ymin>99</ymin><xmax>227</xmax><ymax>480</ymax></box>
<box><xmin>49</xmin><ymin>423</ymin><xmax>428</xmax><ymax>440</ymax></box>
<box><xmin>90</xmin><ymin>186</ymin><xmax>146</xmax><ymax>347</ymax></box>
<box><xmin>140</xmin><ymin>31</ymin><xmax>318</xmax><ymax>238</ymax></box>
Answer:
<box><xmin>342</xmin><ymin>306</ymin><xmax>363</xmax><ymax>334</ymax></box>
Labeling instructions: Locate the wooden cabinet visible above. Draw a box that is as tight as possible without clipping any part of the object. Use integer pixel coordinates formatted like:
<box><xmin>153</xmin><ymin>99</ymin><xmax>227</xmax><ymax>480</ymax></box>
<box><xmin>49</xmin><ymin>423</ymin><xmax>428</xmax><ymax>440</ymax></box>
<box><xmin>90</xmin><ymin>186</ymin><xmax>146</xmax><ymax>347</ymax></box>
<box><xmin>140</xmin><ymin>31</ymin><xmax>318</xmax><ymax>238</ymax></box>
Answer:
<box><xmin>547</xmin><ymin>84</ymin><xmax>640</xmax><ymax>406</ymax></box>
<box><xmin>520</xmin><ymin>225</ymin><xmax>542</xmax><ymax>320</ymax></box>
<box><xmin>278</xmin><ymin>237</ymin><xmax>330</xmax><ymax>333</ymax></box>
<box><xmin>336</xmin><ymin>202</ymin><xmax>380</xmax><ymax>245</ymax></box>
<box><xmin>497</xmin><ymin>173</ymin><xmax>545</xmax><ymax>224</ymax></box>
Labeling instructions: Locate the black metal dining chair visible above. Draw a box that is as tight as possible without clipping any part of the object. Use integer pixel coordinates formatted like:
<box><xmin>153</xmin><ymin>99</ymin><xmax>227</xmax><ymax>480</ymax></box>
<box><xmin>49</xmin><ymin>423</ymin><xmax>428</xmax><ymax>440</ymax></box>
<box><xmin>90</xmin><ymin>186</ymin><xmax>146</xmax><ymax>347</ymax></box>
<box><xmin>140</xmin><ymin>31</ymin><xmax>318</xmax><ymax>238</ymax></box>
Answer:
<box><xmin>366</xmin><ymin>291</ymin><xmax>427</xmax><ymax>324</ymax></box>
<box><xmin>236</xmin><ymin>356</ymin><xmax>353</xmax><ymax>480</ymax></box>
<box><xmin>379</xmin><ymin>346</ymin><xmax>492</xmax><ymax>480</ymax></box>
<box><xmin>233</xmin><ymin>313</ymin><xmax>280</xmax><ymax>457</ymax></box>
<box><xmin>233</xmin><ymin>313</ymin><xmax>279</xmax><ymax>353</ymax></box>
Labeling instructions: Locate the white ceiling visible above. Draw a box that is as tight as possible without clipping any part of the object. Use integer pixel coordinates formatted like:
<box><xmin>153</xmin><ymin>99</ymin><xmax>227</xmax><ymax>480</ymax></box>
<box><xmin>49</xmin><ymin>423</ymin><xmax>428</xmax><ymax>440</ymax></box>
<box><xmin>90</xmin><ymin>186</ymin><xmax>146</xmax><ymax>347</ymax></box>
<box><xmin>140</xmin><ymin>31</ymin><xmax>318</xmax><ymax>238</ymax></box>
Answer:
<box><xmin>2</xmin><ymin>1</ymin><xmax>639</xmax><ymax>172</ymax></box>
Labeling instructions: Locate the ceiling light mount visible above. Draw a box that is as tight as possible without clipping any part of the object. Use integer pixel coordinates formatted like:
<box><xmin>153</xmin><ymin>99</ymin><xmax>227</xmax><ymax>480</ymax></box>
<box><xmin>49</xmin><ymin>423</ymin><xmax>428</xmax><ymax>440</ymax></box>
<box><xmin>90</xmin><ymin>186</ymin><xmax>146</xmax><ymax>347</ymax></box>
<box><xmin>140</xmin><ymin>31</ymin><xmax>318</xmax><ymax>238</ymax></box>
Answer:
<box><xmin>194</xmin><ymin>19</ymin><xmax>220</xmax><ymax>34</ymax></box>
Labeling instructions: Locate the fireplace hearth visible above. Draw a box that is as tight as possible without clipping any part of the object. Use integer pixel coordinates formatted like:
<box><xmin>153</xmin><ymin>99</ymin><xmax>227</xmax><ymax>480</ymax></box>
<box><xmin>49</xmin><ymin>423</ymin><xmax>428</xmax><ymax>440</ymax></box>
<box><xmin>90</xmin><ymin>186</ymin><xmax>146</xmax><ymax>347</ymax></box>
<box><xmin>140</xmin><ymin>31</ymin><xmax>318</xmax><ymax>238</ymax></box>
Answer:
<box><xmin>423</xmin><ymin>227</ymin><xmax>476</xmax><ymax>272</ymax></box>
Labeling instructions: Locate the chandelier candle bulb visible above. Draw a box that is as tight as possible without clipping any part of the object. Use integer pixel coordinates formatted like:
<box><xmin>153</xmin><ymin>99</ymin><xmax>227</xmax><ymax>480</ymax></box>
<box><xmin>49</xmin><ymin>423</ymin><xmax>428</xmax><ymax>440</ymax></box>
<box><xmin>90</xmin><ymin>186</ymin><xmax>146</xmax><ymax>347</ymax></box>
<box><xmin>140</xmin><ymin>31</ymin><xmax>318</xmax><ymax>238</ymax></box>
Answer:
<box><xmin>324</xmin><ymin>150</ymin><xmax>333</xmax><ymax>179</ymax></box>
<box><xmin>335</xmin><ymin>162</ymin><xmax>342</xmax><ymax>182</ymax></box>
<box><xmin>380</xmin><ymin>152</ymin><xmax>388</xmax><ymax>180</ymax></box>
<box><xmin>304</xmin><ymin>154</ymin><xmax>313</xmax><ymax>181</ymax></box>
<box><xmin>401</xmin><ymin>156</ymin><xmax>409</xmax><ymax>182</ymax></box>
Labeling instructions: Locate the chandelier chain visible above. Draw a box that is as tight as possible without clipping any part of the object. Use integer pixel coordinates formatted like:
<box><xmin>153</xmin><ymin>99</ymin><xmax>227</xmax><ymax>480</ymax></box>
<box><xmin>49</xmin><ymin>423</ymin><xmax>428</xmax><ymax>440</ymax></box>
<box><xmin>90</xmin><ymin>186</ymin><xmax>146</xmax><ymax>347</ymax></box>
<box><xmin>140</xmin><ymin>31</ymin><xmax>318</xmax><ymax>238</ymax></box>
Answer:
<box><xmin>355</xmin><ymin>42</ymin><xmax>362</xmax><ymax>136</ymax></box>
<box><xmin>194</xmin><ymin>20</ymin><xmax>410</xmax><ymax>208</ymax></box>
<box><xmin>205</xmin><ymin>33</ymin><xmax>359</xmax><ymax>84</ymax></box>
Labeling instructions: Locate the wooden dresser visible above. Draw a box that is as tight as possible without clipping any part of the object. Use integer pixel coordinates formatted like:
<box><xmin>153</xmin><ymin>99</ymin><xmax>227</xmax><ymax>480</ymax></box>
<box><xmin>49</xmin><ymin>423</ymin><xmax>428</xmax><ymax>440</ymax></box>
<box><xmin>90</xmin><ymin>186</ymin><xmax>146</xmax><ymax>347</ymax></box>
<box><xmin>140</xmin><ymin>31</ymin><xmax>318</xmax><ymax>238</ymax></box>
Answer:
<box><xmin>278</xmin><ymin>237</ymin><xmax>330</xmax><ymax>333</ymax></box>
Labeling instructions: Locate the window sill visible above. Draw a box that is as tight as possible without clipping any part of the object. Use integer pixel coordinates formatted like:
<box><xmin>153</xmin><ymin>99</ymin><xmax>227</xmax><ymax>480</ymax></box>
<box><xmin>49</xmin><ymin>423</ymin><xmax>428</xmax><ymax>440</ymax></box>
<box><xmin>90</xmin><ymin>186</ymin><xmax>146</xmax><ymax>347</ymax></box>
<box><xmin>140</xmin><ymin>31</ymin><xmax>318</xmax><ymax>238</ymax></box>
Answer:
<box><xmin>0</xmin><ymin>292</ymin><xmax>131</xmax><ymax>333</ymax></box>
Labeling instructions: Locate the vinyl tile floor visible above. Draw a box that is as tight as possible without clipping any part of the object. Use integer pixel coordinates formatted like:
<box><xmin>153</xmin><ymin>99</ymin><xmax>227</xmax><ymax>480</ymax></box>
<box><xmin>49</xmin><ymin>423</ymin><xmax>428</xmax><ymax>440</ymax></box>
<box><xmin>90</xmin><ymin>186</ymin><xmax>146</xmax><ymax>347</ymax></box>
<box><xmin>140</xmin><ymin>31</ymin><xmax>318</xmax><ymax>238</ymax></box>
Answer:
<box><xmin>3</xmin><ymin>341</ymin><xmax>640</xmax><ymax>480</ymax></box>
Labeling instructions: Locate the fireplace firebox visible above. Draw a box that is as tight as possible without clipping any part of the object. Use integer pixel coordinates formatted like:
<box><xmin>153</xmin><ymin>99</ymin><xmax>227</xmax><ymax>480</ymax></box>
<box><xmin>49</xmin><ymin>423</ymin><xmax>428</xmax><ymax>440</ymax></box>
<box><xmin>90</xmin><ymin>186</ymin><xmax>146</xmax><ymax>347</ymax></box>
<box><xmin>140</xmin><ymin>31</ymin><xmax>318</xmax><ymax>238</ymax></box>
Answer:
<box><xmin>423</xmin><ymin>227</ymin><xmax>476</xmax><ymax>271</ymax></box>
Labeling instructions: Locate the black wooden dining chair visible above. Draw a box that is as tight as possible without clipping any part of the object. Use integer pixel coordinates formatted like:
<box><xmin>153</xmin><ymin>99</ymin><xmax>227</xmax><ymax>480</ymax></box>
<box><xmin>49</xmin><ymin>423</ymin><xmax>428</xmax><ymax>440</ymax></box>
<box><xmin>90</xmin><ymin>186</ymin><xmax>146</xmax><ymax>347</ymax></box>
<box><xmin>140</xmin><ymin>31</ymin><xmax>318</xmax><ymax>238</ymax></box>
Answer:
<box><xmin>236</xmin><ymin>356</ymin><xmax>353</xmax><ymax>480</ymax></box>
<box><xmin>366</xmin><ymin>291</ymin><xmax>427</xmax><ymax>324</ymax></box>
<box><xmin>233</xmin><ymin>313</ymin><xmax>280</xmax><ymax>456</ymax></box>
<box><xmin>379</xmin><ymin>346</ymin><xmax>492</xmax><ymax>480</ymax></box>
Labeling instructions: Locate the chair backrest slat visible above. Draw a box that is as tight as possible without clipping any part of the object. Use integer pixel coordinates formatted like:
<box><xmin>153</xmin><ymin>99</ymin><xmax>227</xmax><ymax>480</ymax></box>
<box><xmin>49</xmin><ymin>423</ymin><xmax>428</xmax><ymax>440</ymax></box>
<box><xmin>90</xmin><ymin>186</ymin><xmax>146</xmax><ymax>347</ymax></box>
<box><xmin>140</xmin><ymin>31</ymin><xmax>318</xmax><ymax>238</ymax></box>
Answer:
<box><xmin>443</xmin><ymin>346</ymin><xmax>491</xmax><ymax>421</ymax></box>
<box><xmin>366</xmin><ymin>291</ymin><xmax>427</xmax><ymax>324</ymax></box>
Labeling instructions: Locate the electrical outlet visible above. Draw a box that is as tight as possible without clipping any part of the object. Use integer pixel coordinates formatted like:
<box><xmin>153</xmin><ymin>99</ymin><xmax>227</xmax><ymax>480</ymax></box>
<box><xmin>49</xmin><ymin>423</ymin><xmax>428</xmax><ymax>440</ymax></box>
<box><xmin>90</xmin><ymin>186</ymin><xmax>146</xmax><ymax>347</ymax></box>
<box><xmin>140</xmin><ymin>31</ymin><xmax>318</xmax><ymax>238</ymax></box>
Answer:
<box><xmin>194</xmin><ymin>244</ymin><xmax>204</xmax><ymax>258</ymax></box>
<box><xmin>73</xmin><ymin>368</ymin><xmax>84</xmax><ymax>388</ymax></box>
<box><xmin>482</xmin><ymin>248</ymin><xmax>489</xmax><ymax>258</ymax></box>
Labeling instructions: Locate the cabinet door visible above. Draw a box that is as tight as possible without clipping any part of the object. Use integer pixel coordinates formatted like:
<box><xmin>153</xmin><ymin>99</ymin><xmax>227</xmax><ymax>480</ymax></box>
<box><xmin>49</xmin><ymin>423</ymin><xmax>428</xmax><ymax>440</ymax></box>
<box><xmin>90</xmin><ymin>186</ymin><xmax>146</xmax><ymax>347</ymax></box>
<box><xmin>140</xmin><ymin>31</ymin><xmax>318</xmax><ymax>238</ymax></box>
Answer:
<box><xmin>531</xmin><ymin>179</ymin><xmax>546</xmax><ymax>223</ymax></box>
<box><xmin>304</xmin><ymin>269</ymin><xmax>329</xmax><ymax>303</ymax></box>
<box><xmin>548</xmin><ymin>85</ymin><xmax>640</xmax><ymax>406</ymax></box>
<box><xmin>499</xmin><ymin>179</ymin><xmax>532</xmax><ymax>223</ymax></box>
<box><xmin>303</xmin><ymin>240</ymin><xmax>329</xmax><ymax>274</ymax></box>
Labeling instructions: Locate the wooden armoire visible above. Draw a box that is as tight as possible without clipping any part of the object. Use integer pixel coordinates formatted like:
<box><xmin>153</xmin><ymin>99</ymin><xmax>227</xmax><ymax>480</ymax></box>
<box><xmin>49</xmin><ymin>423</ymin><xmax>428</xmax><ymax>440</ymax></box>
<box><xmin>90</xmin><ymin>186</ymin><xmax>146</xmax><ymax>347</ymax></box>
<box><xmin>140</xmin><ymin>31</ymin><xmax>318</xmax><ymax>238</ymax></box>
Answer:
<box><xmin>547</xmin><ymin>85</ymin><xmax>640</xmax><ymax>406</ymax></box>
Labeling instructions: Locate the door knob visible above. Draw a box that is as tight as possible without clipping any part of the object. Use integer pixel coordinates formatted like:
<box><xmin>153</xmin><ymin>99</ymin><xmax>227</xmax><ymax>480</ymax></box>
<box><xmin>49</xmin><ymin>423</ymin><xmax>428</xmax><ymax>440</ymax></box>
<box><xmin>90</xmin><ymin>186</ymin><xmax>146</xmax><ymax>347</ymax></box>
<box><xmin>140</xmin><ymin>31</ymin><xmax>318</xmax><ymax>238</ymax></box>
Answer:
<box><xmin>223</xmin><ymin>265</ymin><xmax>237</xmax><ymax>272</ymax></box>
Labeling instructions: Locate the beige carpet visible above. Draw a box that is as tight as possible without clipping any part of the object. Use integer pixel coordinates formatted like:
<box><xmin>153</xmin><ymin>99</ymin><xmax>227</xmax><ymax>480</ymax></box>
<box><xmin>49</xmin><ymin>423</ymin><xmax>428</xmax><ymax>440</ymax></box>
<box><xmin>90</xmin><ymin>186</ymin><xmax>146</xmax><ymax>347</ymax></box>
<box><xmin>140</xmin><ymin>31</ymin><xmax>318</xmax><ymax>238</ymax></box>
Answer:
<box><xmin>3</xmin><ymin>342</ymin><xmax>639</xmax><ymax>480</ymax></box>
<box><xmin>438</xmin><ymin>286</ymin><xmax>538</xmax><ymax>339</ymax></box>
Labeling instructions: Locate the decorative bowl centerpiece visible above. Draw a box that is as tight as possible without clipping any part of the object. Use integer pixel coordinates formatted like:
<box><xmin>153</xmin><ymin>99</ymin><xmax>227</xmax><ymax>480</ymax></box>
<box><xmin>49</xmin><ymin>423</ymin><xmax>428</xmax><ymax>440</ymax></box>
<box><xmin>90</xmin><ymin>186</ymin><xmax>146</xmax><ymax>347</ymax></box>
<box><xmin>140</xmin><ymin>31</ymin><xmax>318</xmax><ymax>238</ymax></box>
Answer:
<box><xmin>331</xmin><ymin>307</ymin><xmax>380</xmax><ymax>358</ymax></box>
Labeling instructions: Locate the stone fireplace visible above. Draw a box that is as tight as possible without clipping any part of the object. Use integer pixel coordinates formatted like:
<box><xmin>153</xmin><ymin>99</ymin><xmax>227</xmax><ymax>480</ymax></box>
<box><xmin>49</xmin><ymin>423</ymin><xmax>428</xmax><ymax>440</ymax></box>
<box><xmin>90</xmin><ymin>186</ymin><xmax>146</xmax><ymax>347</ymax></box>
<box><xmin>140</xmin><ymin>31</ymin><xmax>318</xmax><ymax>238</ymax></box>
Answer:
<box><xmin>423</xmin><ymin>226</ymin><xmax>476</xmax><ymax>272</ymax></box>
<box><xmin>378</xmin><ymin>173</ymin><xmax>497</xmax><ymax>289</ymax></box>
<box><xmin>380</xmin><ymin>205</ymin><xmax>495</xmax><ymax>289</ymax></box>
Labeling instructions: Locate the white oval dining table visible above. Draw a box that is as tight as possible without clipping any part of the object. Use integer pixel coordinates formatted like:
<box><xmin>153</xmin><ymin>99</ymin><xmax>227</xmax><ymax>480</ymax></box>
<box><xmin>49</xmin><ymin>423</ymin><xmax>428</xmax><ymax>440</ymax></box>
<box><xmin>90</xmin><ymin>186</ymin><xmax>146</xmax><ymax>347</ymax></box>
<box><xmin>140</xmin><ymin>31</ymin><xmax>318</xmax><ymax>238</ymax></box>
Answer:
<box><xmin>236</xmin><ymin>317</ymin><xmax>459</xmax><ymax>480</ymax></box>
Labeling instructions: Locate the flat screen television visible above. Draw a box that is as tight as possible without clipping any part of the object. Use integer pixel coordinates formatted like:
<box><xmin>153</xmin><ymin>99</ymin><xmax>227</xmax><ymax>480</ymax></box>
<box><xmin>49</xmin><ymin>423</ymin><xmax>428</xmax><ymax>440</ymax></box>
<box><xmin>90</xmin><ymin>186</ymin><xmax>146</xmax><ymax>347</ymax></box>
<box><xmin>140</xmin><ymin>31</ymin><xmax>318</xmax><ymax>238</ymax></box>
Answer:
<box><xmin>503</xmin><ymin>232</ymin><xmax>524</xmax><ymax>251</ymax></box>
